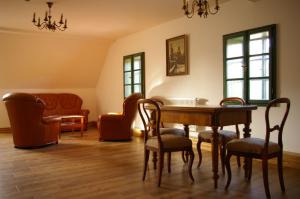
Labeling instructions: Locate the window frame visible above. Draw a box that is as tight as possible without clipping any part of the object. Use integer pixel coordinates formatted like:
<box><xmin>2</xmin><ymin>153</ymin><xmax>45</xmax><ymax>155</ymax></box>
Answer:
<box><xmin>123</xmin><ymin>52</ymin><xmax>145</xmax><ymax>98</ymax></box>
<box><xmin>223</xmin><ymin>24</ymin><xmax>276</xmax><ymax>105</ymax></box>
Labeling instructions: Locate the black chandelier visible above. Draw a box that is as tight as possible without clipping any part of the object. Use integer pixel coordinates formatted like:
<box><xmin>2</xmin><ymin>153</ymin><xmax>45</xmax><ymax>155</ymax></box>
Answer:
<box><xmin>32</xmin><ymin>2</ymin><xmax>67</xmax><ymax>31</ymax></box>
<box><xmin>182</xmin><ymin>0</ymin><xmax>220</xmax><ymax>18</ymax></box>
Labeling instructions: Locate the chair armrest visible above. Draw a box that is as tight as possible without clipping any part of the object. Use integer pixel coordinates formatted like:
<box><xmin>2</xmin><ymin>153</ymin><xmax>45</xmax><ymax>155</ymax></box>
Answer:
<box><xmin>42</xmin><ymin>116</ymin><xmax>61</xmax><ymax>124</ymax></box>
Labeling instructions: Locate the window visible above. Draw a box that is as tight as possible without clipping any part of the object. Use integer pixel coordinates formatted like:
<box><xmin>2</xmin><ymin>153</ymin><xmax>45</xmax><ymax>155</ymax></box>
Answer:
<box><xmin>123</xmin><ymin>52</ymin><xmax>145</xmax><ymax>98</ymax></box>
<box><xmin>223</xmin><ymin>25</ymin><xmax>276</xmax><ymax>105</ymax></box>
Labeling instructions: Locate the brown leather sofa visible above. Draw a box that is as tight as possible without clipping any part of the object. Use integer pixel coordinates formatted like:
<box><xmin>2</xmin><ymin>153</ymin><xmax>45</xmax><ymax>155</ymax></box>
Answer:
<box><xmin>98</xmin><ymin>93</ymin><xmax>142</xmax><ymax>141</ymax></box>
<box><xmin>2</xmin><ymin>93</ymin><xmax>61</xmax><ymax>148</ymax></box>
<box><xmin>32</xmin><ymin>93</ymin><xmax>90</xmax><ymax>131</ymax></box>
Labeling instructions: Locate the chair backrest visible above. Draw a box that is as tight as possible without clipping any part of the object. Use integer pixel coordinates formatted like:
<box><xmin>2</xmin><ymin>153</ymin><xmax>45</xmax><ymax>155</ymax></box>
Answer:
<box><xmin>149</xmin><ymin>97</ymin><xmax>165</xmax><ymax>128</ymax></box>
<box><xmin>2</xmin><ymin>93</ymin><xmax>45</xmax><ymax>145</ymax></box>
<box><xmin>220</xmin><ymin>97</ymin><xmax>246</xmax><ymax>106</ymax></box>
<box><xmin>220</xmin><ymin>97</ymin><xmax>246</xmax><ymax>132</ymax></box>
<box><xmin>123</xmin><ymin>93</ymin><xmax>143</xmax><ymax>123</ymax></box>
<box><xmin>137</xmin><ymin>99</ymin><xmax>162</xmax><ymax>145</ymax></box>
<box><xmin>264</xmin><ymin>98</ymin><xmax>290</xmax><ymax>152</ymax></box>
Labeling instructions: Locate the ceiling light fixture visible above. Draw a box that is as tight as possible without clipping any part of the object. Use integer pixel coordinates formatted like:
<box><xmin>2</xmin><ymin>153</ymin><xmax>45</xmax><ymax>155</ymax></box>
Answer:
<box><xmin>182</xmin><ymin>0</ymin><xmax>220</xmax><ymax>18</ymax></box>
<box><xmin>32</xmin><ymin>1</ymin><xmax>67</xmax><ymax>31</ymax></box>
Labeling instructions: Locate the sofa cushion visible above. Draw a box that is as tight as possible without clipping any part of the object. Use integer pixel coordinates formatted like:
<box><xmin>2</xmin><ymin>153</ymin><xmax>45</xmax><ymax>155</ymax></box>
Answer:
<box><xmin>58</xmin><ymin>93</ymin><xmax>82</xmax><ymax>115</ymax></box>
<box><xmin>34</xmin><ymin>94</ymin><xmax>59</xmax><ymax>116</ymax></box>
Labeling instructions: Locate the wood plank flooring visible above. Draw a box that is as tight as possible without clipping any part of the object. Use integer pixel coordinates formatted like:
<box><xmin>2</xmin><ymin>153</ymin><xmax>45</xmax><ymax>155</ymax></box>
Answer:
<box><xmin>0</xmin><ymin>128</ymin><xmax>300</xmax><ymax>199</ymax></box>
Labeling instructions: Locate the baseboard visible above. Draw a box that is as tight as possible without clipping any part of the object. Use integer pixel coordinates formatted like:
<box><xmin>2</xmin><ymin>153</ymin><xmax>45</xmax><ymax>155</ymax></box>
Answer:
<box><xmin>132</xmin><ymin>128</ymin><xmax>144</xmax><ymax>137</ymax></box>
<box><xmin>87</xmin><ymin>121</ymin><xmax>97</xmax><ymax>128</ymax></box>
<box><xmin>0</xmin><ymin>127</ymin><xmax>10</xmax><ymax>133</ymax></box>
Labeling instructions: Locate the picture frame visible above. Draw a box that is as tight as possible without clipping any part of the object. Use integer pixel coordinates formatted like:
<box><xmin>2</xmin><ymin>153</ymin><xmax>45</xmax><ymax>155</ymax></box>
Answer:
<box><xmin>166</xmin><ymin>35</ymin><xmax>188</xmax><ymax>76</ymax></box>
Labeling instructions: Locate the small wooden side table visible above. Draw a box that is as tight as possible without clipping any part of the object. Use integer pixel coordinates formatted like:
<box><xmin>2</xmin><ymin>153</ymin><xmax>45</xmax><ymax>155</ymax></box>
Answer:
<box><xmin>60</xmin><ymin>115</ymin><xmax>84</xmax><ymax>138</ymax></box>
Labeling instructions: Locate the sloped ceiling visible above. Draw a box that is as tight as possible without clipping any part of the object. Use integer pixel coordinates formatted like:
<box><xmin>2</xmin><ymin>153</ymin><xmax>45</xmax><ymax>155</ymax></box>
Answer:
<box><xmin>0</xmin><ymin>0</ymin><xmax>185</xmax><ymax>38</ymax></box>
<box><xmin>0</xmin><ymin>0</ymin><xmax>236</xmax><ymax>89</ymax></box>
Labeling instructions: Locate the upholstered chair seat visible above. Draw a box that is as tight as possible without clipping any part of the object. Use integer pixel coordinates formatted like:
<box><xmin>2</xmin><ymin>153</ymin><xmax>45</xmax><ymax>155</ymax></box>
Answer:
<box><xmin>226</xmin><ymin>138</ymin><xmax>281</xmax><ymax>155</ymax></box>
<box><xmin>146</xmin><ymin>134</ymin><xmax>192</xmax><ymax>150</ymax></box>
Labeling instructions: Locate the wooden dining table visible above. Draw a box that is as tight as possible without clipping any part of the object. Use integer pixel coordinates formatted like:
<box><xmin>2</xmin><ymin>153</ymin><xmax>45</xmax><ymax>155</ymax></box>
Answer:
<box><xmin>151</xmin><ymin>104</ymin><xmax>257</xmax><ymax>188</ymax></box>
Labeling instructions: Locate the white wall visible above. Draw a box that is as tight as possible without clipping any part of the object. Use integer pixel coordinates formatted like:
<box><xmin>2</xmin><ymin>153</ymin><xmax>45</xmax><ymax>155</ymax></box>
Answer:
<box><xmin>96</xmin><ymin>0</ymin><xmax>300</xmax><ymax>153</ymax></box>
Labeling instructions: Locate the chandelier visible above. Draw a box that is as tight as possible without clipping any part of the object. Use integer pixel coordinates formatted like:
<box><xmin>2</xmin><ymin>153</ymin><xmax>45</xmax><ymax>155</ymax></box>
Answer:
<box><xmin>182</xmin><ymin>0</ymin><xmax>220</xmax><ymax>18</ymax></box>
<box><xmin>32</xmin><ymin>2</ymin><xmax>67</xmax><ymax>31</ymax></box>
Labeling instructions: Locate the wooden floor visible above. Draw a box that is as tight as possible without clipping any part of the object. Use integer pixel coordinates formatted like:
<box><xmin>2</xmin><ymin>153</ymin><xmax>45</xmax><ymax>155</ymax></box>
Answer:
<box><xmin>0</xmin><ymin>128</ymin><xmax>300</xmax><ymax>199</ymax></box>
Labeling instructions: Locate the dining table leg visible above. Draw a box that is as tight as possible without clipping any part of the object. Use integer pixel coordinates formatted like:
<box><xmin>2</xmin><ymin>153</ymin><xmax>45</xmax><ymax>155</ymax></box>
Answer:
<box><xmin>211</xmin><ymin>126</ymin><xmax>219</xmax><ymax>188</ymax></box>
<box><xmin>182</xmin><ymin>124</ymin><xmax>190</xmax><ymax>163</ymax></box>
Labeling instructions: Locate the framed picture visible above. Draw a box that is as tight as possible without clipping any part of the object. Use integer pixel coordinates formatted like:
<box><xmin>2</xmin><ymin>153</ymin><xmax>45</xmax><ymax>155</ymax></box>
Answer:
<box><xmin>166</xmin><ymin>35</ymin><xmax>188</xmax><ymax>76</ymax></box>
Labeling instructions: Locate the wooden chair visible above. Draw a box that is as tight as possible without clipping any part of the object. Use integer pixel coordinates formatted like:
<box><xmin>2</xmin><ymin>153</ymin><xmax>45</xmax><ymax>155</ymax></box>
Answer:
<box><xmin>225</xmin><ymin>98</ymin><xmax>290</xmax><ymax>198</ymax></box>
<box><xmin>137</xmin><ymin>98</ymin><xmax>194</xmax><ymax>187</ymax></box>
<box><xmin>197</xmin><ymin>97</ymin><xmax>246</xmax><ymax>174</ymax></box>
<box><xmin>150</xmin><ymin>97</ymin><xmax>187</xmax><ymax>171</ymax></box>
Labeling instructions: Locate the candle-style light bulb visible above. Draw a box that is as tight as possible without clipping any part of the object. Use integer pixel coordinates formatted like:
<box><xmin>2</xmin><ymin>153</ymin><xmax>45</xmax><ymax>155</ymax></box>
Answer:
<box><xmin>44</xmin><ymin>11</ymin><xmax>48</xmax><ymax>21</ymax></box>
<box><xmin>59</xmin><ymin>14</ymin><xmax>63</xmax><ymax>24</ymax></box>
<box><xmin>32</xmin><ymin>12</ymin><xmax>36</xmax><ymax>23</ymax></box>
<box><xmin>63</xmin><ymin>19</ymin><xmax>67</xmax><ymax>29</ymax></box>
<box><xmin>37</xmin><ymin>17</ymin><xmax>41</xmax><ymax>27</ymax></box>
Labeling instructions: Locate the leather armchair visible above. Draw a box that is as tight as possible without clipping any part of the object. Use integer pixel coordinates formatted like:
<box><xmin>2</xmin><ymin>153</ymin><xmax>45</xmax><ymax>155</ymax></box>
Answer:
<box><xmin>2</xmin><ymin>93</ymin><xmax>61</xmax><ymax>148</ymax></box>
<box><xmin>98</xmin><ymin>93</ymin><xmax>143</xmax><ymax>141</ymax></box>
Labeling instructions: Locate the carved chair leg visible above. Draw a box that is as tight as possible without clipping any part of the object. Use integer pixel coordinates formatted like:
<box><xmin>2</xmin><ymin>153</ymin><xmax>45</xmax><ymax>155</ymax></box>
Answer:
<box><xmin>197</xmin><ymin>140</ymin><xmax>202</xmax><ymax>168</ymax></box>
<box><xmin>143</xmin><ymin>149</ymin><xmax>150</xmax><ymax>181</ymax></box>
<box><xmin>158</xmin><ymin>152</ymin><xmax>164</xmax><ymax>187</ymax></box>
<box><xmin>181</xmin><ymin>151</ymin><xmax>187</xmax><ymax>163</ymax></box>
<box><xmin>225</xmin><ymin>153</ymin><xmax>232</xmax><ymax>189</ymax></box>
<box><xmin>278</xmin><ymin>154</ymin><xmax>286</xmax><ymax>192</ymax></box>
<box><xmin>168</xmin><ymin>152</ymin><xmax>171</xmax><ymax>173</ymax></box>
<box><xmin>220</xmin><ymin>144</ymin><xmax>225</xmax><ymax>175</ymax></box>
<box><xmin>262</xmin><ymin>158</ymin><xmax>271</xmax><ymax>198</ymax></box>
<box><xmin>188</xmin><ymin>149</ymin><xmax>194</xmax><ymax>182</ymax></box>
<box><xmin>244</xmin><ymin>157</ymin><xmax>250</xmax><ymax>179</ymax></box>
<box><xmin>237</xmin><ymin>156</ymin><xmax>241</xmax><ymax>167</ymax></box>
<box><xmin>153</xmin><ymin>151</ymin><xmax>157</xmax><ymax>170</ymax></box>
<box><xmin>247</xmin><ymin>158</ymin><xmax>252</xmax><ymax>181</ymax></box>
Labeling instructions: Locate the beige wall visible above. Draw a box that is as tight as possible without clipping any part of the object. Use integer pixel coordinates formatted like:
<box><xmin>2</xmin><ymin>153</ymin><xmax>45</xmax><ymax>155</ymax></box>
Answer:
<box><xmin>96</xmin><ymin>0</ymin><xmax>300</xmax><ymax>153</ymax></box>
<box><xmin>0</xmin><ymin>32</ymin><xmax>111</xmax><ymax>126</ymax></box>
<box><xmin>0</xmin><ymin>32</ymin><xmax>111</xmax><ymax>88</ymax></box>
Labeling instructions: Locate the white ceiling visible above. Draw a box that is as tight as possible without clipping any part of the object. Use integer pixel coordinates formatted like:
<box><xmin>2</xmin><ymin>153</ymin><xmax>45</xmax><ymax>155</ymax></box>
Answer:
<box><xmin>0</xmin><ymin>0</ymin><xmax>231</xmax><ymax>39</ymax></box>
<box><xmin>0</xmin><ymin>0</ymin><xmax>186</xmax><ymax>39</ymax></box>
